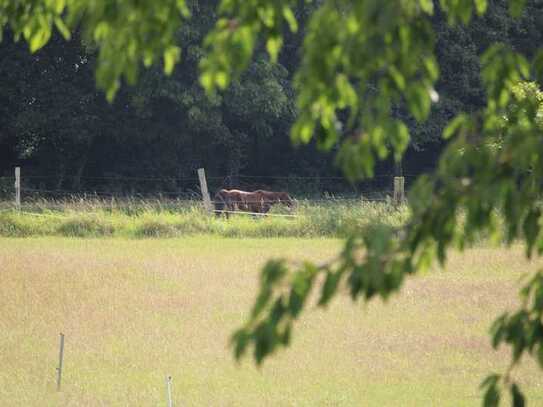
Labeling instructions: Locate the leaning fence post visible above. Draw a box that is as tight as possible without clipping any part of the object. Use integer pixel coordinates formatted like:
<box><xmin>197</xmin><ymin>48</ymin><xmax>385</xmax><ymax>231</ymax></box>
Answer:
<box><xmin>14</xmin><ymin>167</ymin><xmax>21</xmax><ymax>210</ymax></box>
<box><xmin>393</xmin><ymin>176</ymin><xmax>405</xmax><ymax>206</ymax></box>
<box><xmin>197</xmin><ymin>168</ymin><xmax>212</xmax><ymax>213</ymax></box>
<box><xmin>166</xmin><ymin>375</ymin><xmax>173</xmax><ymax>407</ymax></box>
<box><xmin>56</xmin><ymin>333</ymin><xmax>65</xmax><ymax>391</ymax></box>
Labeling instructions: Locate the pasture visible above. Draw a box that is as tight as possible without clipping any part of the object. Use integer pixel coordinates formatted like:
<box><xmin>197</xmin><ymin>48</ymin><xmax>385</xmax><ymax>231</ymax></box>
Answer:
<box><xmin>0</xmin><ymin>199</ymin><xmax>408</xmax><ymax>238</ymax></box>
<box><xmin>1</xmin><ymin>236</ymin><xmax>542</xmax><ymax>406</ymax></box>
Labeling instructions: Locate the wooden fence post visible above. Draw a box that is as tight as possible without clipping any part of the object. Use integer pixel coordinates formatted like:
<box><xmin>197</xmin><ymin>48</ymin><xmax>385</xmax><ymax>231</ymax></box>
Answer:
<box><xmin>14</xmin><ymin>167</ymin><xmax>20</xmax><ymax>210</ymax></box>
<box><xmin>393</xmin><ymin>176</ymin><xmax>405</xmax><ymax>206</ymax></box>
<box><xmin>197</xmin><ymin>168</ymin><xmax>212</xmax><ymax>213</ymax></box>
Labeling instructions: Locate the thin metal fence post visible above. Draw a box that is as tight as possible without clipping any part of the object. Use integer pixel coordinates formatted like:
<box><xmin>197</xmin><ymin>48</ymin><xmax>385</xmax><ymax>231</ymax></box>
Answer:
<box><xmin>56</xmin><ymin>333</ymin><xmax>65</xmax><ymax>391</ymax></box>
<box><xmin>166</xmin><ymin>375</ymin><xmax>173</xmax><ymax>407</ymax></box>
<box><xmin>14</xmin><ymin>167</ymin><xmax>20</xmax><ymax>210</ymax></box>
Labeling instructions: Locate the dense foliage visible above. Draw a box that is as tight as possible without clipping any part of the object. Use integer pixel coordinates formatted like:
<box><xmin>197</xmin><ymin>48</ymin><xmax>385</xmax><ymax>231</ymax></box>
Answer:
<box><xmin>2</xmin><ymin>1</ymin><xmax>542</xmax><ymax>195</ymax></box>
<box><xmin>3</xmin><ymin>0</ymin><xmax>543</xmax><ymax>405</ymax></box>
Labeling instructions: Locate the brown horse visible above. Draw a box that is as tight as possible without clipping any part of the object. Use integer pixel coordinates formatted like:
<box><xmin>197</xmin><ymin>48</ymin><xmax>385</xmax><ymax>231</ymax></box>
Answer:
<box><xmin>213</xmin><ymin>189</ymin><xmax>296</xmax><ymax>217</ymax></box>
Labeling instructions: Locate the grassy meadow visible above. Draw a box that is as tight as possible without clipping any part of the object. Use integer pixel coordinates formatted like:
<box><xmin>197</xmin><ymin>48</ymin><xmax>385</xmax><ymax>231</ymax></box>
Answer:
<box><xmin>1</xmin><ymin>236</ymin><xmax>543</xmax><ymax>406</ymax></box>
<box><xmin>0</xmin><ymin>199</ymin><xmax>408</xmax><ymax>238</ymax></box>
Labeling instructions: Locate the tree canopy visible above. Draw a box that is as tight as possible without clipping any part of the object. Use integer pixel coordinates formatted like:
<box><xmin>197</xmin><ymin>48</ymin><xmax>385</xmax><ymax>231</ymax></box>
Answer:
<box><xmin>4</xmin><ymin>1</ymin><xmax>541</xmax><ymax>190</ymax></box>
<box><xmin>2</xmin><ymin>0</ymin><xmax>543</xmax><ymax>404</ymax></box>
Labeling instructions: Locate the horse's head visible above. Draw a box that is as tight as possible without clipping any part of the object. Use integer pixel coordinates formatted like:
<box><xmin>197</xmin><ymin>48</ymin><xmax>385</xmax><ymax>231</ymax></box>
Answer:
<box><xmin>277</xmin><ymin>192</ymin><xmax>297</xmax><ymax>212</ymax></box>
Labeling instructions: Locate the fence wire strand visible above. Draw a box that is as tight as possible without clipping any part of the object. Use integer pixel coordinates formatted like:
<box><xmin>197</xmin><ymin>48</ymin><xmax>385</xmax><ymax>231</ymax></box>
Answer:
<box><xmin>1</xmin><ymin>171</ymin><xmax>411</xmax><ymax>211</ymax></box>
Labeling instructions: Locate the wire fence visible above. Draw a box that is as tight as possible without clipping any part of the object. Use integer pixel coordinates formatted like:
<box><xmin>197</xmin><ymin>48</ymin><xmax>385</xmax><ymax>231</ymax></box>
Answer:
<box><xmin>0</xmin><ymin>169</ymin><xmax>418</xmax><ymax>212</ymax></box>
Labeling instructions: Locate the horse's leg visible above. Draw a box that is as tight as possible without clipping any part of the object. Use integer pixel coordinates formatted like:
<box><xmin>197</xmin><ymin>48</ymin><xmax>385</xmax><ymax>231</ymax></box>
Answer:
<box><xmin>228</xmin><ymin>198</ymin><xmax>238</xmax><ymax>219</ymax></box>
<box><xmin>246</xmin><ymin>202</ymin><xmax>257</xmax><ymax>219</ymax></box>
<box><xmin>252</xmin><ymin>205</ymin><xmax>260</xmax><ymax>220</ymax></box>
<box><xmin>215</xmin><ymin>201</ymin><xmax>224</xmax><ymax>218</ymax></box>
<box><xmin>223</xmin><ymin>203</ymin><xmax>230</xmax><ymax>219</ymax></box>
<box><xmin>261</xmin><ymin>201</ymin><xmax>271</xmax><ymax>215</ymax></box>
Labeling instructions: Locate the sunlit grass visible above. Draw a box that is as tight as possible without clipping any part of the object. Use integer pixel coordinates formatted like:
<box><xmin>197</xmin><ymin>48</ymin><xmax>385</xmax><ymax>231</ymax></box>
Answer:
<box><xmin>1</xmin><ymin>237</ymin><xmax>542</xmax><ymax>406</ymax></box>
<box><xmin>0</xmin><ymin>199</ymin><xmax>409</xmax><ymax>238</ymax></box>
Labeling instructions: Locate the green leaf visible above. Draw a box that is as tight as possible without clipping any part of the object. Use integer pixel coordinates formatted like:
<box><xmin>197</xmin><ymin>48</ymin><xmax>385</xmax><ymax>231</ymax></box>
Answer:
<box><xmin>53</xmin><ymin>0</ymin><xmax>66</xmax><ymax>13</ymax></box>
<box><xmin>474</xmin><ymin>0</ymin><xmax>488</xmax><ymax>15</ymax></box>
<box><xmin>481</xmin><ymin>374</ymin><xmax>501</xmax><ymax>389</ymax></box>
<box><xmin>29</xmin><ymin>25</ymin><xmax>52</xmax><ymax>53</ymax></box>
<box><xmin>254</xmin><ymin>321</ymin><xmax>274</xmax><ymax>364</ymax></box>
<box><xmin>199</xmin><ymin>71</ymin><xmax>213</xmax><ymax>92</ymax></box>
<box><xmin>511</xmin><ymin>383</ymin><xmax>525</xmax><ymax>407</ymax></box>
<box><xmin>490</xmin><ymin>314</ymin><xmax>507</xmax><ymax>348</ymax></box>
<box><xmin>291</xmin><ymin>116</ymin><xmax>315</xmax><ymax>145</ymax></box>
<box><xmin>270</xmin><ymin>297</ymin><xmax>286</xmax><ymax>324</ymax></box>
<box><xmin>288</xmin><ymin>290</ymin><xmax>304</xmax><ymax>317</ymax></box>
<box><xmin>446</xmin><ymin>1</ymin><xmax>474</xmax><ymax>24</ymax></box>
<box><xmin>262</xmin><ymin>259</ymin><xmax>288</xmax><ymax>285</ymax></box>
<box><xmin>389</xmin><ymin>120</ymin><xmax>410</xmax><ymax>161</ymax></box>
<box><xmin>279</xmin><ymin>323</ymin><xmax>291</xmax><ymax>345</ymax></box>
<box><xmin>216</xmin><ymin>71</ymin><xmax>229</xmax><ymax>89</ymax></box>
<box><xmin>282</xmin><ymin>7</ymin><xmax>298</xmax><ymax>32</ymax></box>
<box><xmin>509</xmin><ymin>0</ymin><xmax>527</xmax><ymax>17</ymax></box>
<box><xmin>533</xmin><ymin>50</ymin><xmax>543</xmax><ymax>84</ymax></box>
<box><xmin>423</xmin><ymin>57</ymin><xmax>440</xmax><ymax>82</ymax></box>
<box><xmin>143</xmin><ymin>51</ymin><xmax>154</xmax><ymax>68</ymax></box>
<box><xmin>93</xmin><ymin>22</ymin><xmax>109</xmax><ymax>42</ymax></box>
<box><xmin>319</xmin><ymin>271</ymin><xmax>342</xmax><ymax>306</ymax></box>
<box><xmin>388</xmin><ymin>66</ymin><xmax>406</xmax><ymax>91</ymax></box>
<box><xmin>419</xmin><ymin>0</ymin><xmax>434</xmax><ymax>14</ymax></box>
<box><xmin>251</xmin><ymin>287</ymin><xmax>272</xmax><ymax>318</ymax></box>
<box><xmin>125</xmin><ymin>62</ymin><xmax>138</xmax><ymax>85</ymax></box>
<box><xmin>523</xmin><ymin>208</ymin><xmax>540</xmax><ymax>258</ymax></box>
<box><xmin>288</xmin><ymin>267</ymin><xmax>314</xmax><ymax>317</ymax></box>
<box><xmin>163</xmin><ymin>46</ymin><xmax>181</xmax><ymax>75</ymax></box>
<box><xmin>231</xmin><ymin>329</ymin><xmax>249</xmax><ymax>360</ymax></box>
<box><xmin>105</xmin><ymin>80</ymin><xmax>120</xmax><ymax>103</ymax></box>
<box><xmin>481</xmin><ymin>374</ymin><xmax>501</xmax><ymax>407</ymax></box>
<box><xmin>406</xmin><ymin>84</ymin><xmax>431</xmax><ymax>122</ymax></box>
<box><xmin>443</xmin><ymin>114</ymin><xmax>469</xmax><ymax>139</ymax></box>
<box><xmin>483</xmin><ymin>385</ymin><xmax>500</xmax><ymax>407</ymax></box>
<box><xmin>176</xmin><ymin>0</ymin><xmax>191</xmax><ymax>17</ymax></box>
<box><xmin>266</xmin><ymin>36</ymin><xmax>283</xmax><ymax>63</ymax></box>
<box><xmin>336</xmin><ymin>74</ymin><xmax>357</xmax><ymax>108</ymax></box>
<box><xmin>516</xmin><ymin>54</ymin><xmax>530</xmax><ymax>79</ymax></box>
<box><xmin>538</xmin><ymin>344</ymin><xmax>543</xmax><ymax>368</ymax></box>
<box><xmin>54</xmin><ymin>17</ymin><xmax>71</xmax><ymax>40</ymax></box>
<box><xmin>257</xmin><ymin>6</ymin><xmax>275</xmax><ymax>28</ymax></box>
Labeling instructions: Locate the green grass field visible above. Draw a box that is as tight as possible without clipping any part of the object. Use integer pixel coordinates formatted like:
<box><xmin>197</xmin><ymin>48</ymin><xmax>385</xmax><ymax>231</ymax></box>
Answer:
<box><xmin>1</xmin><ymin>237</ymin><xmax>542</xmax><ymax>406</ymax></box>
<box><xmin>0</xmin><ymin>200</ymin><xmax>408</xmax><ymax>238</ymax></box>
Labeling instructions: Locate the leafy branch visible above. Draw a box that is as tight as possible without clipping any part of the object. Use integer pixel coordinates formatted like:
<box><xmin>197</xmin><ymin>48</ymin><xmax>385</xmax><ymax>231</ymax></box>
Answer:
<box><xmin>231</xmin><ymin>69</ymin><xmax>543</xmax><ymax>405</ymax></box>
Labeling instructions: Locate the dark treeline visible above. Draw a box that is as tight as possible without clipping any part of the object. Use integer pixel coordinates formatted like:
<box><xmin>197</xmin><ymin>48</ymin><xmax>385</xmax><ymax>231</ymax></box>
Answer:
<box><xmin>1</xmin><ymin>0</ymin><xmax>542</xmax><ymax>196</ymax></box>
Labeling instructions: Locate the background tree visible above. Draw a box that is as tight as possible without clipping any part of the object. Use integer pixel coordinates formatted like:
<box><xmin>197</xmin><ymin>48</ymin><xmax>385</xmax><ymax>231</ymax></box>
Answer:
<box><xmin>4</xmin><ymin>1</ymin><xmax>541</xmax><ymax>191</ymax></box>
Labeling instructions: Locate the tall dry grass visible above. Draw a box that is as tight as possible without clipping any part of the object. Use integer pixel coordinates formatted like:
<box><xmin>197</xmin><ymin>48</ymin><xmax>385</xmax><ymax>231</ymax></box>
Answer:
<box><xmin>1</xmin><ymin>237</ymin><xmax>542</xmax><ymax>405</ymax></box>
<box><xmin>0</xmin><ymin>198</ymin><xmax>409</xmax><ymax>238</ymax></box>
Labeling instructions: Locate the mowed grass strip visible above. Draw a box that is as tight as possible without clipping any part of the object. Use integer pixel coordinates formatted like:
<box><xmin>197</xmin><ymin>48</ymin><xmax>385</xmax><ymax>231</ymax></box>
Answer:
<box><xmin>0</xmin><ymin>237</ymin><xmax>542</xmax><ymax>406</ymax></box>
